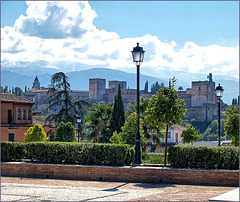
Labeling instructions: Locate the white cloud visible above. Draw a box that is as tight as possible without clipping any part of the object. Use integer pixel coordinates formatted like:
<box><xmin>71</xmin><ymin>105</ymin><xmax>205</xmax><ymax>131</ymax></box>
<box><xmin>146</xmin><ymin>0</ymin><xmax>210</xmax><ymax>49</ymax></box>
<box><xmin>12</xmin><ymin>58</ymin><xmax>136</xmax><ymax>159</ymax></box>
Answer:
<box><xmin>1</xmin><ymin>1</ymin><xmax>239</xmax><ymax>79</ymax></box>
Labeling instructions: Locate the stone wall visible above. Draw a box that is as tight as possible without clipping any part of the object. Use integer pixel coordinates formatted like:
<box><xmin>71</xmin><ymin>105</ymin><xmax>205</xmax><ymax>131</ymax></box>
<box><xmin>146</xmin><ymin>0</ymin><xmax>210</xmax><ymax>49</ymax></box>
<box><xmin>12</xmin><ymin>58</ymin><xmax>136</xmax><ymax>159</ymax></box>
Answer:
<box><xmin>1</xmin><ymin>162</ymin><xmax>238</xmax><ymax>186</ymax></box>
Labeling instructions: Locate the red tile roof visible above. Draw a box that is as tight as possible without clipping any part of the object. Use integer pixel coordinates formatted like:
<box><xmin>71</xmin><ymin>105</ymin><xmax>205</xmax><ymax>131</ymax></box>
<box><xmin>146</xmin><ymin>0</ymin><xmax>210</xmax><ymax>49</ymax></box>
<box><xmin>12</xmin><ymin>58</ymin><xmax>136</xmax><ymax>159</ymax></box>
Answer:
<box><xmin>1</xmin><ymin>93</ymin><xmax>35</xmax><ymax>104</ymax></box>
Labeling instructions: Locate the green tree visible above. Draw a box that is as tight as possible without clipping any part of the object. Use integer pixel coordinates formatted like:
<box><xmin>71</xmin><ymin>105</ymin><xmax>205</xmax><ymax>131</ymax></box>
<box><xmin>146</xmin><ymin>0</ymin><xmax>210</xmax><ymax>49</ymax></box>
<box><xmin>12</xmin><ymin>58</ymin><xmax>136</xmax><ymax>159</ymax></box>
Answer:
<box><xmin>14</xmin><ymin>87</ymin><xmax>24</xmax><ymax>96</ymax></box>
<box><xmin>127</xmin><ymin>97</ymin><xmax>163</xmax><ymax>147</ymax></box>
<box><xmin>110</xmin><ymin>112</ymin><xmax>147</xmax><ymax>148</ymax></box>
<box><xmin>181</xmin><ymin>124</ymin><xmax>201</xmax><ymax>145</ymax></box>
<box><xmin>84</xmin><ymin>102</ymin><xmax>113</xmax><ymax>143</ymax></box>
<box><xmin>178</xmin><ymin>86</ymin><xmax>183</xmax><ymax>91</ymax></box>
<box><xmin>144</xmin><ymin>80</ymin><xmax>148</xmax><ymax>94</ymax></box>
<box><xmin>201</xmin><ymin>119</ymin><xmax>225</xmax><ymax>141</ymax></box>
<box><xmin>1</xmin><ymin>86</ymin><xmax>10</xmax><ymax>93</ymax></box>
<box><xmin>24</xmin><ymin>124</ymin><xmax>48</xmax><ymax>143</ymax></box>
<box><xmin>54</xmin><ymin>122</ymin><xmax>75</xmax><ymax>142</ymax></box>
<box><xmin>232</xmin><ymin>98</ymin><xmax>238</xmax><ymax>105</ymax></box>
<box><xmin>109</xmin><ymin>84</ymin><xmax>125</xmax><ymax>140</ymax></box>
<box><xmin>45</xmin><ymin>72</ymin><xmax>90</xmax><ymax>125</ymax></box>
<box><xmin>224</xmin><ymin>105</ymin><xmax>239</xmax><ymax>146</ymax></box>
<box><xmin>146</xmin><ymin>78</ymin><xmax>186</xmax><ymax>166</ymax></box>
<box><xmin>150</xmin><ymin>81</ymin><xmax>160</xmax><ymax>94</ymax></box>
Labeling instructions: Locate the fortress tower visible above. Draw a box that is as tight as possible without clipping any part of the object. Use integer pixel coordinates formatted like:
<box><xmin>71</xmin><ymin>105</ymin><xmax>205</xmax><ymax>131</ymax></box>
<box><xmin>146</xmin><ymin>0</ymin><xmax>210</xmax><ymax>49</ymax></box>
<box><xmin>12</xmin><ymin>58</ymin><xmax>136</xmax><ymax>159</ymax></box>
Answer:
<box><xmin>89</xmin><ymin>78</ymin><xmax>106</xmax><ymax>101</ymax></box>
<box><xmin>178</xmin><ymin>73</ymin><xmax>217</xmax><ymax>122</ymax></box>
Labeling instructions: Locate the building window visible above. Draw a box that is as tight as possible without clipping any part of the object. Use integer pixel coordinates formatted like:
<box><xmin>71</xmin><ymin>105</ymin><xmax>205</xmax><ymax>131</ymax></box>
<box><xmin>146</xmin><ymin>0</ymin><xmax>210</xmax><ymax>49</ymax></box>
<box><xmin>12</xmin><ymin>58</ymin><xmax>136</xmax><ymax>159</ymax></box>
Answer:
<box><xmin>23</xmin><ymin>109</ymin><xmax>26</xmax><ymax>120</ymax></box>
<box><xmin>9</xmin><ymin>133</ymin><xmax>14</xmax><ymax>142</ymax></box>
<box><xmin>28</xmin><ymin>109</ymin><xmax>32</xmax><ymax>120</ymax></box>
<box><xmin>164</xmin><ymin>132</ymin><xmax>171</xmax><ymax>138</ymax></box>
<box><xmin>17</xmin><ymin>108</ymin><xmax>21</xmax><ymax>120</ymax></box>
<box><xmin>8</xmin><ymin>110</ymin><xmax>12</xmax><ymax>124</ymax></box>
<box><xmin>175</xmin><ymin>133</ymin><xmax>179</xmax><ymax>143</ymax></box>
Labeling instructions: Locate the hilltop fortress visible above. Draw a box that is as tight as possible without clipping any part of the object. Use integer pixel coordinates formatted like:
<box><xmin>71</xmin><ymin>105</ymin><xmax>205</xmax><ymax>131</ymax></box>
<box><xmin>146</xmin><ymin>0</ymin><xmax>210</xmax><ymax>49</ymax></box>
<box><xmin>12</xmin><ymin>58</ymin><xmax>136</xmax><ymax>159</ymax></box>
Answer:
<box><xmin>24</xmin><ymin>73</ymin><xmax>218</xmax><ymax>122</ymax></box>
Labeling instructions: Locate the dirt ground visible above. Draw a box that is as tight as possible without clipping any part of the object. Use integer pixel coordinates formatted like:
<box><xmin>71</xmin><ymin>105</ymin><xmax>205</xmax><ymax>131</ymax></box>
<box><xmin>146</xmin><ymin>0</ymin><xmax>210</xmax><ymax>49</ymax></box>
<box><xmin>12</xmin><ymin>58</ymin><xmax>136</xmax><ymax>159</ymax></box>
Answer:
<box><xmin>1</xmin><ymin>177</ymin><xmax>237</xmax><ymax>201</ymax></box>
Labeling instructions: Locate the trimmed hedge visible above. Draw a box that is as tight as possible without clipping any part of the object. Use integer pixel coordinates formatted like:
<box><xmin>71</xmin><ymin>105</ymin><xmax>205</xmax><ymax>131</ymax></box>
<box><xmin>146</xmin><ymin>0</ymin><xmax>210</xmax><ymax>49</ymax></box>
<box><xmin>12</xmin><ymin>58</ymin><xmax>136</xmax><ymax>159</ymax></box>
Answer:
<box><xmin>1</xmin><ymin>141</ymin><xmax>25</xmax><ymax>162</ymax></box>
<box><xmin>1</xmin><ymin>142</ymin><xmax>135</xmax><ymax>166</ymax></box>
<box><xmin>168</xmin><ymin>145</ymin><xmax>239</xmax><ymax>170</ymax></box>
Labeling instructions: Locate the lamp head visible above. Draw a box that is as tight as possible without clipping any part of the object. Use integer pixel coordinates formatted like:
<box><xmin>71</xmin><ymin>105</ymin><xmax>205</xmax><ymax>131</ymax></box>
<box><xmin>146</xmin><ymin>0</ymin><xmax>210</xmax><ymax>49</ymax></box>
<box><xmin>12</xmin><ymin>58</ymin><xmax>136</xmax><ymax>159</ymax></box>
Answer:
<box><xmin>131</xmin><ymin>43</ymin><xmax>145</xmax><ymax>66</ymax></box>
<box><xmin>215</xmin><ymin>84</ymin><xmax>224</xmax><ymax>99</ymax></box>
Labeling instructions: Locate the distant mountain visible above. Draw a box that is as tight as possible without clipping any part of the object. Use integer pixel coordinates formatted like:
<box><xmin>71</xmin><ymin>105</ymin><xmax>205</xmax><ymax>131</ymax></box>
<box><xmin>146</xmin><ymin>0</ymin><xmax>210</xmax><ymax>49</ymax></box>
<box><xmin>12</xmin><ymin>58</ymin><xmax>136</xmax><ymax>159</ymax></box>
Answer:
<box><xmin>1</xmin><ymin>68</ymin><xmax>238</xmax><ymax>104</ymax></box>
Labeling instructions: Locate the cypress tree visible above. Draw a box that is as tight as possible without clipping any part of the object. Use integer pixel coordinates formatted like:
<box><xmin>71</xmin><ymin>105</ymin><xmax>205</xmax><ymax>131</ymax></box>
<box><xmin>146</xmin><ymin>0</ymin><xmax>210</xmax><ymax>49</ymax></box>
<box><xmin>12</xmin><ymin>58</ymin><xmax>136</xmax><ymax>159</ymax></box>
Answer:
<box><xmin>109</xmin><ymin>84</ymin><xmax>125</xmax><ymax>140</ymax></box>
<box><xmin>144</xmin><ymin>81</ymin><xmax>148</xmax><ymax>94</ymax></box>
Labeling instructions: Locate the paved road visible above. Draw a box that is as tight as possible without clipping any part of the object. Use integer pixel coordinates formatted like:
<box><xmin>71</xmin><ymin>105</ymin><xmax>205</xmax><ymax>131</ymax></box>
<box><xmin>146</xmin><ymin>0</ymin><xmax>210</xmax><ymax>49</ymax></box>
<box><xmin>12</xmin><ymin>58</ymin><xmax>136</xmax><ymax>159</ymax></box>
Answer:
<box><xmin>1</xmin><ymin>177</ymin><xmax>237</xmax><ymax>201</ymax></box>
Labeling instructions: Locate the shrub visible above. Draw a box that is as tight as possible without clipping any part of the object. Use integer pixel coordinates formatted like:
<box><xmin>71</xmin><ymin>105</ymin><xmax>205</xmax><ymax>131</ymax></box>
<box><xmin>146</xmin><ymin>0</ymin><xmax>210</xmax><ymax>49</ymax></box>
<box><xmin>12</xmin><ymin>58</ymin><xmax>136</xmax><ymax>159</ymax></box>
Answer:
<box><xmin>168</xmin><ymin>145</ymin><xmax>239</xmax><ymax>170</ymax></box>
<box><xmin>54</xmin><ymin>122</ymin><xmax>75</xmax><ymax>142</ymax></box>
<box><xmin>2</xmin><ymin>142</ymin><xmax>134</xmax><ymax>166</ymax></box>
<box><xmin>1</xmin><ymin>141</ymin><xmax>25</xmax><ymax>161</ymax></box>
<box><xmin>142</xmin><ymin>152</ymin><xmax>166</xmax><ymax>164</ymax></box>
<box><xmin>24</xmin><ymin>123</ymin><xmax>48</xmax><ymax>143</ymax></box>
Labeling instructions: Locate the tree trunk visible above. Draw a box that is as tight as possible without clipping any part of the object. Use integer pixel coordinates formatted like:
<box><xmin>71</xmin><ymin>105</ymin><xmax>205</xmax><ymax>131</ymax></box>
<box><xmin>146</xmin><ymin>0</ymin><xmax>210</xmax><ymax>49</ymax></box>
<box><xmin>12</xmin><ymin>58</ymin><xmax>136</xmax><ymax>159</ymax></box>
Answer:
<box><xmin>164</xmin><ymin>124</ymin><xmax>169</xmax><ymax>167</ymax></box>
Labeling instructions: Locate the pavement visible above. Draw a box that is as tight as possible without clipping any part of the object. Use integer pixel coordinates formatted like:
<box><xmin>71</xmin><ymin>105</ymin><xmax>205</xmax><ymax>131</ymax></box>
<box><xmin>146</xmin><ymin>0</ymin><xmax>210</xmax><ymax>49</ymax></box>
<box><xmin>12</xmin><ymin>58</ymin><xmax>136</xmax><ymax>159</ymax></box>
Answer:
<box><xmin>1</xmin><ymin>177</ymin><xmax>238</xmax><ymax>201</ymax></box>
<box><xmin>209</xmin><ymin>188</ymin><xmax>239</xmax><ymax>202</ymax></box>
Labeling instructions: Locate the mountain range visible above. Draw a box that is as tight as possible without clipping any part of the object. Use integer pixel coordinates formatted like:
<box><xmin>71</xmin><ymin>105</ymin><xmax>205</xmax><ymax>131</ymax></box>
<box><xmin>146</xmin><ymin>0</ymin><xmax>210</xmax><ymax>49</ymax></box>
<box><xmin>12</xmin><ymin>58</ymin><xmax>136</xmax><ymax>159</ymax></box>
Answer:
<box><xmin>1</xmin><ymin>67</ymin><xmax>238</xmax><ymax>105</ymax></box>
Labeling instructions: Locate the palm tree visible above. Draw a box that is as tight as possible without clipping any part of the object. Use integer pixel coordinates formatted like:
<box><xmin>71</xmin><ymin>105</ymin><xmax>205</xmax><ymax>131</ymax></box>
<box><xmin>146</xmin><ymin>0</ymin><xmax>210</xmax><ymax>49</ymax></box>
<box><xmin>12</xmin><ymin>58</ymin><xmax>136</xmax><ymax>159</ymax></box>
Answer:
<box><xmin>178</xmin><ymin>86</ymin><xmax>183</xmax><ymax>91</ymax></box>
<box><xmin>45</xmin><ymin>72</ymin><xmax>91</xmax><ymax>125</ymax></box>
<box><xmin>84</xmin><ymin>102</ymin><xmax>113</xmax><ymax>143</ymax></box>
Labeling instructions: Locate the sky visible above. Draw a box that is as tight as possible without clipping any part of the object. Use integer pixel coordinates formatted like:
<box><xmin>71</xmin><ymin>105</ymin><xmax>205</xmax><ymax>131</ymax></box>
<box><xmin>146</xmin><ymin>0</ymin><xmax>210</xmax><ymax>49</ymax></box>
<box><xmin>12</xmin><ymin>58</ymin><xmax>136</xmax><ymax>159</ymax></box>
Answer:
<box><xmin>1</xmin><ymin>1</ymin><xmax>239</xmax><ymax>78</ymax></box>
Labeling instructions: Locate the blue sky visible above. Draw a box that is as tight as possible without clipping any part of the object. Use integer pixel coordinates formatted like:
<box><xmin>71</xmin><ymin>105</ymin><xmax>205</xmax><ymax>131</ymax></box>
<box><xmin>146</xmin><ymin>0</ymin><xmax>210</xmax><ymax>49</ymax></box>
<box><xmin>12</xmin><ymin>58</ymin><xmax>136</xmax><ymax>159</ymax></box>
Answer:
<box><xmin>1</xmin><ymin>1</ymin><xmax>239</xmax><ymax>78</ymax></box>
<box><xmin>2</xmin><ymin>1</ymin><xmax>238</xmax><ymax>48</ymax></box>
<box><xmin>90</xmin><ymin>1</ymin><xmax>239</xmax><ymax>48</ymax></box>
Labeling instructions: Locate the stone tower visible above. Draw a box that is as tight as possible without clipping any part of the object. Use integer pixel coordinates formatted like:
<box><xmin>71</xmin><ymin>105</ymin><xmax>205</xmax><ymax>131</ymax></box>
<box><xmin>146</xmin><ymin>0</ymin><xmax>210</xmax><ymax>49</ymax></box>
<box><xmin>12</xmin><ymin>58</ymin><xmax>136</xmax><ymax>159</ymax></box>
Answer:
<box><xmin>32</xmin><ymin>76</ymin><xmax>40</xmax><ymax>89</ymax></box>
<box><xmin>191</xmin><ymin>73</ymin><xmax>216</xmax><ymax>107</ymax></box>
<box><xmin>89</xmin><ymin>78</ymin><xmax>106</xmax><ymax>101</ymax></box>
<box><xmin>178</xmin><ymin>73</ymin><xmax>217</xmax><ymax>122</ymax></box>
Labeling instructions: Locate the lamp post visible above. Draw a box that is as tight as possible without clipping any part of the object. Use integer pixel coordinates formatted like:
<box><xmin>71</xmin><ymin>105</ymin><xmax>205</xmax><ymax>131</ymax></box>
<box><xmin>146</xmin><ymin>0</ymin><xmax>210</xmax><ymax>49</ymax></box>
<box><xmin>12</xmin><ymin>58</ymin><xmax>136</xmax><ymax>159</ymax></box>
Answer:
<box><xmin>131</xmin><ymin>43</ymin><xmax>145</xmax><ymax>165</ymax></box>
<box><xmin>215</xmin><ymin>84</ymin><xmax>224</xmax><ymax>146</ymax></box>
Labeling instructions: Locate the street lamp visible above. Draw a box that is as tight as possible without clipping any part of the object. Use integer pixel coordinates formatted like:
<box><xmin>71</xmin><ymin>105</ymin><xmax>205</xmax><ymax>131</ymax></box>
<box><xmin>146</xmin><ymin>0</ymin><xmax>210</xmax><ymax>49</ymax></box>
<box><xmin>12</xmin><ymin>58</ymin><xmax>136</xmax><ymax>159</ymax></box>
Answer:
<box><xmin>131</xmin><ymin>43</ymin><xmax>145</xmax><ymax>165</ymax></box>
<box><xmin>215</xmin><ymin>84</ymin><xmax>224</xmax><ymax>146</ymax></box>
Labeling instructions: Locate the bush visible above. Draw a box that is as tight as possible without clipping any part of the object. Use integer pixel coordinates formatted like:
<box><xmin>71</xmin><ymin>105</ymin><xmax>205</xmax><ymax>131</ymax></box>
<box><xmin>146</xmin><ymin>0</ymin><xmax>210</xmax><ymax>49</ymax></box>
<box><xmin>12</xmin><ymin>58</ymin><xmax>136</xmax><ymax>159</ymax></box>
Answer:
<box><xmin>54</xmin><ymin>122</ymin><xmax>75</xmax><ymax>142</ymax></box>
<box><xmin>24</xmin><ymin>123</ymin><xmax>48</xmax><ymax>143</ymax></box>
<box><xmin>168</xmin><ymin>145</ymin><xmax>239</xmax><ymax>170</ymax></box>
<box><xmin>142</xmin><ymin>152</ymin><xmax>165</xmax><ymax>164</ymax></box>
<box><xmin>1</xmin><ymin>141</ymin><xmax>25</xmax><ymax>161</ymax></box>
<box><xmin>2</xmin><ymin>142</ymin><xmax>134</xmax><ymax>166</ymax></box>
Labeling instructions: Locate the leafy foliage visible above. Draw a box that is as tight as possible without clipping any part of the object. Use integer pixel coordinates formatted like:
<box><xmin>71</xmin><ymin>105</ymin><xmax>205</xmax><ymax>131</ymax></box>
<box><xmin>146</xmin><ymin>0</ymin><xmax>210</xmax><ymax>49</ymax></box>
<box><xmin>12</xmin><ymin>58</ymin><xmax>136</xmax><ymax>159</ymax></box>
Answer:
<box><xmin>45</xmin><ymin>72</ymin><xmax>90</xmax><ymax>125</ymax></box>
<box><xmin>1</xmin><ymin>86</ymin><xmax>10</xmax><ymax>93</ymax></box>
<box><xmin>224</xmin><ymin>105</ymin><xmax>239</xmax><ymax>146</ymax></box>
<box><xmin>150</xmin><ymin>81</ymin><xmax>165</xmax><ymax>94</ymax></box>
<box><xmin>201</xmin><ymin>119</ymin><xmax>226</xmax><ymax>141</ymax></box>
<box><xmin>181</xmin><ymin>124</ymin><xmax>201</xmax><ymax>144</ymax></box>
<box><xmin>178</xmin><ymin>86</ymin><xmax>183</xmax><ymax>91</ymax></box>
<box><xmin>109</xmin><ymin>84</ymin><xmax>125</xmax><ymax>140</ymax></box>
<box><xmin>110</xmin><ymin>112</ymin><xmax>147</xmax><ymax>148</ymax></box>
<box><xmin>1</xmin><ymin>142</ymin><xmax>25</xmax><ymax>161</ymax></box>
<box><xmin>13</xmin><ymin>87</ymin><xmax>24</xmax><ymax>96</ymax></box>
<box><xmin>54</xmin><ymin>122</ymin><xmax>75</xmax><ymax>142</ymax></box>
<box><xmin>142</xmin><ymin>152</ymin><xmax>166</xmax><ymax>164</ymax></box>
<box><xmin>144</xmin><ymin>80</ymin><xmax>148</xmax><ymax>94</ymax></box>
<box><xmin>84</xmin><ymin>102</ymin><xmax>113</xmax><ymax>143</ymax></box>
<box><xmin>146</xmin><ymin>78</ymin><xmax>186</xmax><ymax>165</ymax></box>
<box><xmin>127</xmin><ymin>97</ymin><xmax>163</xmax><ymax>146</ymax></box>
<box><xmin>168</xmin><ymin>145</ymin><xmax>239</xmax><ymax>170</ymax></box>
<box><xmin>24</xmin><ymin>124</ymin><xmax>48</xmax><ymax>143</ymax></box>
<box><xmin>1</xmin><ymin>142</ymin><xmax>134</xmax><ymax>166</ymax></box>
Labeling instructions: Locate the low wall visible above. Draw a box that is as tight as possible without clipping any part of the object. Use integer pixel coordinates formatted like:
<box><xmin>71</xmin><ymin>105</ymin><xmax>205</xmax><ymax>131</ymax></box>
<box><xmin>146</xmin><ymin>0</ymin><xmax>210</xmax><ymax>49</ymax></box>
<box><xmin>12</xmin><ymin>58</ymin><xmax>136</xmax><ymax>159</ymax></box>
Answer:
<box><xmin>1</xmin><ymin>162</ymin><xmax>238</xmax><ymax>186</ymax></box>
